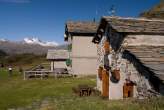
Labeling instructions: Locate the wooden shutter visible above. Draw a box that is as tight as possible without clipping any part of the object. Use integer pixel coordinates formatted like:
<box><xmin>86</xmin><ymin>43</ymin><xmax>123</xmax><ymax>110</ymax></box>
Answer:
<box><xmin>129</xmin><ymin>85</ymin><xmax>133</xmax><ymax>97</ymax></box>
<box><xmin>98</xmin><ymin>68</ymin><xmax>102</xmax><ymax>79</ymax></box>
<box><xmin>104</xmin><ymin>41</ymin><xmax>110</xmax><ymax>54</ymax></box>
<box><xmin>68</xmin><ymin>43</ymin><xmax>72</xmax><ymax>51</ymax></box>
<box><xmin>66</xmin><ymin>59</ymin><xmax>72</xmax><ymax>67</ymax></box>
<box><xmin>102</xmin><ymin>69</ymin><xmax>109</xmax><ymax>99</ymax></box>
<box><xmin>123</xmin><ymin>83</ymin><xmax>128</xmax><ymax>98</ymax></box>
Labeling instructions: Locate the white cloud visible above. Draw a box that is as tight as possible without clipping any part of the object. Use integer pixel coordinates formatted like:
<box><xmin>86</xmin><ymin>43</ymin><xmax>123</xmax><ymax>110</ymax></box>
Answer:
<box><xmin>0</xmin><ymin>0</ymin><xmax>31</xmax><ymax>3</ymax></box>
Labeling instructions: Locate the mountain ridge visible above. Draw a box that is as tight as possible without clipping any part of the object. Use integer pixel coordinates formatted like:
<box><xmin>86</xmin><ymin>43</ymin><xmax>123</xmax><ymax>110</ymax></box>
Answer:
<box><xmin>0</xmin><ymin>38</ymin><xmax>67</xmax><ymax>55</ymax></box>
<box><xmin>140</xmin><ymin>1</ymin><xmax>164</xmax><ymax>19</ymax></box>
<box><xmin>0</xmin><ymin>38</ymin><xmax>59</xmax><ymax>47</ymax></box>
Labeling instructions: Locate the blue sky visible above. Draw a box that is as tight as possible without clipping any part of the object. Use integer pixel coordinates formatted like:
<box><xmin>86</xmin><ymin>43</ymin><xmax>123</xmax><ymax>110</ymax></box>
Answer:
<box><xmin>0</xmin><ymin>0</ymin><xmax>162</xmax><ymax>44</ymax></box>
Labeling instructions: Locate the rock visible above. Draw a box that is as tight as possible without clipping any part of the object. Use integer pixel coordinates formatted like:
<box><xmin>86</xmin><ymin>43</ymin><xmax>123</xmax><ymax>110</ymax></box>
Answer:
<box><xmin>17</xmin><ymin>107</ymin><xmax>25</xmax><ymax>110</ymax></box>
<box><xmin>24</xmin><ymin>105</ymin><xmax>32</xmax><ymax>110</ymax></box>
<box><xmin>54</xmin><ymin>98</ymin><xmax>62</xmax><ymax>103</ymax></box>
<box><xmin>131</xmin><ymin>99</ymin><xmax>149</xmax><ymax>104</ymax></box>
<box><xmin>8</xmin><ymin>109</ymin><xmax>15</xmax><ymax>110</ymax></box>
<box><xmin>33</xmin><ymin>99</ymin><xmax>41</xmax><ymax>108</ymax></box>
<box><xmin>66</xmin><ymin>98</ymin><xmax>73</xmax><ymax>102</ymax></box>
<box><xmin>42</xmin><ymin>97</ymin><xmax>50</xmax><ymax>104</ymax></box>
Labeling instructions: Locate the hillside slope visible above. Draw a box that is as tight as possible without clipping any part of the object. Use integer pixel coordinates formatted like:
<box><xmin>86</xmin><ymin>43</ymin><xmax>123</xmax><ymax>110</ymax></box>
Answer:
<box><xmin>140</xmin><ymin>1</ymin><xmax>164</xmax><ymax>19</ymax></box>
<box><xmin>0</xmin><ymin>53</ymin><xmax>47</xmax><ymax>67</ymax></box>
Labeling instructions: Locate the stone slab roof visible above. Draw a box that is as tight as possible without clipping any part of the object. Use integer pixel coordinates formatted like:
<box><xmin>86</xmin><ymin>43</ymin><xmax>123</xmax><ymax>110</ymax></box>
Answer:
<box><xmin>92</xmin><ymin>16</ymin><xmax>164</xmax><ymax>44</ymax></box>
<box><xmin>101</xmin><ymin>16</ymin><xmax>164</xmax><ymax>33</ymax></box>
<box><xmin>65</xmin><ymin>21</ymin><xmax>99</xmax><ymax>34</ymax></box>
<box><xmin>46</xmin><ymin>50</ymin><xmax>69</xmax><ymax>60</ymax></box>
<box><xmin>155</xmin><ymin>74</ymin><xmax>164</xmax><ymax>83</ymax></box>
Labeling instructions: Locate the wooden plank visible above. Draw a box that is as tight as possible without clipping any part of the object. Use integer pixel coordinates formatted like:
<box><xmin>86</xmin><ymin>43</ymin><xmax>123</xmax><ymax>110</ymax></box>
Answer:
<box><xmin>140</xmin><ymin>58</ymin><xmax>164</xmax><ymax>62</ymax></box>
<box><xmin>144</xmin><ymin>63</ymin><xmax>164</xmax><ymax>72</ymax></box>
<box><xmin>102</xmin><ymin>69</ymin><xmax>109</xmax><ymax>99</ymax></box>
<box><xmin>123</xmin><ymin>83</ymin><xmax>133</xmax><ymax>98</ymax></box>
<box><xmin>129</xmin><ymin>85</ymin><xmax>133</xmax><ymax>97</ymax></box>
<box><xmin>104</xmin><ymin>41</ymin><xmax>110</xmax><ymax>54</ymax></box>
<box><xmin>98</xmin><ymin>68</ymin><xmax>102</xmax><ymax>79</ymax></box>
<box><xmin>123</xmin><ymin>83</ymin><xmax>128</xmax><ymax>98</ymax></box>
<box><xmin>129</xmin><ymin>51</ymin><xmax>164</xmax><ymax>58</ymax></box>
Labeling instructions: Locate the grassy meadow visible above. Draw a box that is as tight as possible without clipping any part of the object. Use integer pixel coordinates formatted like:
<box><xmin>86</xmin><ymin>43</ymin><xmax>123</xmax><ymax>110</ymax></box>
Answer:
<box><xmin>0</xmin><ymin>54</ymin><xmax>164</xmax><ymax>110</ymax></box>
<box><xmin>0</xmin><ymin>69</ymin><xmax>164</xmax><ymax>110</ymax></box>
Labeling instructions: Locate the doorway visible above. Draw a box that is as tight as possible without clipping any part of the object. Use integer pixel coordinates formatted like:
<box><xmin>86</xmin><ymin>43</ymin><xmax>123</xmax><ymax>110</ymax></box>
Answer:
<box><xmin>123</xmin><ymin>83</ymin><xmax>133</xmax><ymax>98</ymax></box>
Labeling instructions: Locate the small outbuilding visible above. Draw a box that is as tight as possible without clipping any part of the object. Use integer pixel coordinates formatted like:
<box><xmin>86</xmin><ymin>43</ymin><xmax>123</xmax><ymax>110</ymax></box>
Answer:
<box><xmin>46</xmin><ymin>50</ymin><xmax>69</xmax><ymax>72</ymax></box>
<box><xmin>92</xmin><ymin>16</ymin><xmax>164</xmax><ymax>99</ymax></box>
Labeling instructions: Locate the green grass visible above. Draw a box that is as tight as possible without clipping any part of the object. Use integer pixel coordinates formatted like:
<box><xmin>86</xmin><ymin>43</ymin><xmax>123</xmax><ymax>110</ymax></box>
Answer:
<box><xmin>0</xmin><ymin>70</ymin><xmax>96</xmax><ymax>110</ymax></box>
<box><xmin>0</xmin><ymin>70</ymin><xmax>164</xmax><ymax>110</ymax></box>
<box><xmin>0</xmin><ymin>53</ymin><xmax>48</xmax><ymax>68</ymax></box>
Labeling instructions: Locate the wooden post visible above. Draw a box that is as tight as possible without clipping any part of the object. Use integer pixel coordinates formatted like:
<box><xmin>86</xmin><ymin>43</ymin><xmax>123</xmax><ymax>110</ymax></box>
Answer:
<box><xmin>102</xmin><ymin>69</ymin><xmax>109</xmax><ymax>99</ymax></box>
<box><xmin>24</xmin><ymin>71</ymin><xmax>26</xmax><ymax>80</ymax></box>
<box><xmin>51</xmin><ymin>61</ymin><xmax>54</xmax><ymax>71</ymax></box>
<box><xmin>129</xmin><ymin>85</ymin><xmax>133</xmax><ymax>97</ymax></box>
<box><xmin>41</xmin><ymin>73</ymin><xmax>43</xmax><ymax>80</ymax></box>
<box><xmin>104</xmin><ymin>41</ymin><xmax>110</xmax><ymax>54</ymax></box>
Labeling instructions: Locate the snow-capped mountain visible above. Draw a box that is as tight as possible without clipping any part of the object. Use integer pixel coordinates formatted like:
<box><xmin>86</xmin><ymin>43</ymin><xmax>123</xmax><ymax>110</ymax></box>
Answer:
<box><xmin>22</xmin><ymin>38</ymin><xmax>59</xmax><ymax>47</ymax></box>
<box><xmin>0</xmin><ymin>38</ymin><xmax>67</xmax><ymax>55</ymax></box>
<box><xmin>0</xmin><ymin>38</ymin><xmax>9</xmax><ymax>42</ymax></box>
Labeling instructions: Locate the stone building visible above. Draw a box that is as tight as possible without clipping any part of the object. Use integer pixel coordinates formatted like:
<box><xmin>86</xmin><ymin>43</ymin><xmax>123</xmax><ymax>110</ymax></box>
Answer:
<box><xmin>92</xmin><ymin>16</ymin><xmax>164</xmax><ymax>99</ymax></box>
<box><xmin>46</xmin><ymin>50</ymin><xmax>69</xmax><ymax>71</ymax></box>
<box><xmin>65</xmin><ymin>21</ymin><xmax>99</xmax><ymax>76</ymax></box>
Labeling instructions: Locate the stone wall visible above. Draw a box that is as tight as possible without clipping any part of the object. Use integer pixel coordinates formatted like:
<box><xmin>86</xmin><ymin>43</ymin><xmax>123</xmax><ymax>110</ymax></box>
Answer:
<box><xmin>107</xmin><ymin>28</ymin><xmax>154</xmax><ymax>99</ymax></box>
<box><xmin>95</xmin><ymin>25</ymin><xmax>163</xmax><ymax>99</ymax></box>
<box><xmin>96</xmin><ymin>35</ymin><xmax>106</xmax><ymax>92</ymax></box>
<box><xmin>108</xmin><ymin>27</ymin><xmax>160</xmax><ymax>99</ymax></box>
<box><xmin>97</xmin><ymin>36</ymin><xmax>107</xmax><ymax>68</ymax></box>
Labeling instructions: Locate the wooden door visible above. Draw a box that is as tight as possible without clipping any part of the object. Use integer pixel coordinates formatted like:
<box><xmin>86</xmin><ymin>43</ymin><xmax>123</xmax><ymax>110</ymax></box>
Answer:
<box><xmin>102</xmin><ymin>69</ymin><xmax>109</xmax><ymax>99</ymax></box>
<box><xmin>123</xmin><ymin>83</ymin><xmax>133</xmax><ymax>98</ymax></box>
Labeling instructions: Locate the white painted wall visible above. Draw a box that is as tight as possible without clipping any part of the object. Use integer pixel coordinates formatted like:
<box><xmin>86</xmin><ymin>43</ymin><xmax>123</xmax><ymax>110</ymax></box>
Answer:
<box><xmin>51</xmin><ymin>61</ymin><xmax>67</xmax><ymax>71</ymax></box>
<box><xmin>72</xmin><ymin>36</ymin><xmax>97</xmax><ymax>58</ymax></box>
<box><xmin>72</xmin><ymin>57</ymin><xmax>97</xmax><ymax>76</ymax></box>
<box><xmin>71</xmin><ymin>36</ymin><xmax>97</xmax><ymax>76</ymax></box>
<box><xmin>54</xmin><ymin>61</ymin><xmax>67</xmax><ymax>68</ymax></box>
